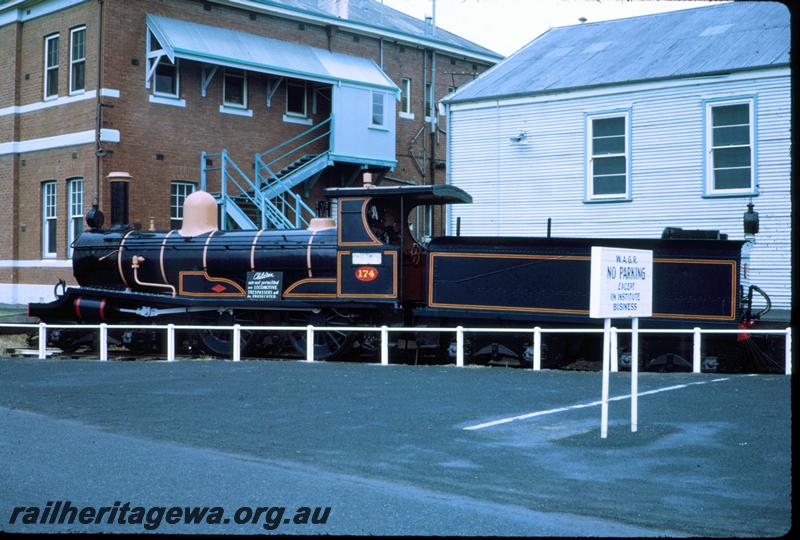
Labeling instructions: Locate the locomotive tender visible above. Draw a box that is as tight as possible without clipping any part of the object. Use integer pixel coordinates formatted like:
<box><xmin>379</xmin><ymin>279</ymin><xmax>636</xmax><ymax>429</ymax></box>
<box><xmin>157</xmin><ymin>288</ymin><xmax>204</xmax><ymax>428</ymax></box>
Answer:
<box><xmin>29</xmin><ymin>184</ymin><xmax>771</xmax><ymax>369</ymax></box>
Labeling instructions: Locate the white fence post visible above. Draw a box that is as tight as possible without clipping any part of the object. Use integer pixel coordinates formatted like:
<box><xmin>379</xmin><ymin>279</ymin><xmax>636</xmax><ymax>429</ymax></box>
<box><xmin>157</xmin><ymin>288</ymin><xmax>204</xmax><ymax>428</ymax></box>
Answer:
<box><xmin>786</xmin><ymin>327</ymin><xmax>792</xmax><ymax>375</ymax></box>
<box><xmin>380</xmin><ymin>325</ymin><xmax>389</xmax><ymax>365</ymax></box>
<box><xmin>99</xmin><ymin>323</ymin><xmax>108</xmax><ymax>362</ymax></box>
<box><xmin>232</xmin><ymin>324</ymin><xmax>241</xmax><ymax>362</ymax></box>
<box><xmin>601</xmin><ymin>318</ymin><xmax>611</xmax><ymax>439</ymax></box>
<box><xmin>533</xmin><ymin>326</ymin><xmax>541</xmax><ymax>371</ymax></box>
<box><xmin>611</xmin><ymin>326</ymin><xmax>618</xmax><ymax>372</ymax></box>
<box><xmin>306</xmin><ymin>325</ymin><xmax>314</xmax><ymax>362</ymax></box>
<box><xmin>167</xmin><ymin>324</ymin><xmax>175</xmax><ymax>362</ymax></box>
<box><xmin>38</xmin><ymin>322</ymin><xmax>46</xmax><ymax>359</ymax></box>
<box><xmin>456</xmin><ymin>326</ymin><xmax>464</xmax><ymax>367</ymax></box>
<box><xmin>693</xmin><ymin>327</ymin><xmax>701</xmax><ymax>373</ymax></box>
<box><xmin>631</xmin><ymin>317</ymin><xmax>639</xmax><ymax>433</ymax></box>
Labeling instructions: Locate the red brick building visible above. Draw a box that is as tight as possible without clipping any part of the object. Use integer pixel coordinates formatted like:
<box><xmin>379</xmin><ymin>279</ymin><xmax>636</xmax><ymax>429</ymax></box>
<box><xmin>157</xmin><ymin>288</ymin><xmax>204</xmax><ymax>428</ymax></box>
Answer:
<box><xmin>0</xmin><ymin>0</ymin><xmax>501</xmax><ymax>304</ymax></box>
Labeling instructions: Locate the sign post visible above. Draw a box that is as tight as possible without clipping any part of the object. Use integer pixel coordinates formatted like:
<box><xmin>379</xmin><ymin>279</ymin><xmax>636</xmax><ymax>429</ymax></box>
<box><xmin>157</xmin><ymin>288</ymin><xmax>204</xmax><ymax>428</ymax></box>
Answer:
<box><xmin>589</xmin><ymin>246</ymin><xmax>653</xmax><ymax>437</ymax></box>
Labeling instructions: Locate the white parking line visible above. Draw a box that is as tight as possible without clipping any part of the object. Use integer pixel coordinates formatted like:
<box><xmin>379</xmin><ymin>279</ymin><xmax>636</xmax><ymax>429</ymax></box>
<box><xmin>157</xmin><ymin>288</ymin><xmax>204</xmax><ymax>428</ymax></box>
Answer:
<box><xmin>463</xmin><ymin>377</ymin><xmax>732</xmax><ymax>431</ymax></box>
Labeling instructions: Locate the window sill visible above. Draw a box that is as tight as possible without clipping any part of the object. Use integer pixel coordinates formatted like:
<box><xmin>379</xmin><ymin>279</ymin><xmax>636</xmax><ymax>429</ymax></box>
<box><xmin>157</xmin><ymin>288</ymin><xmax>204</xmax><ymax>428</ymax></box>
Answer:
<box><xmin>368</xmin><ymin>125</ymin><xmax>389</xmax><ymax>132</ymax></box>
<box><xmin>220</xmin><ymin>105</ymin><xmax>253</xmax><ymax>117</ymax></box>
<box><xmin>583</xmin><ymin>196</ymin><xmax>632</xmax><ymax>204</ymax></box>
<box><xmin>702</xmin><ymin>190</ymin><xmax>758</xmax><ymax>199</ymax></box>
<box><xmin>150</xmin><ymin>94</ymin><xmax>186</xmax><ymax>107</ymax></box>
<box><xmin>283</xmin><ymin>114</ymin><xmax>312</xmax><ymax>125</ymax></box>
<box><xmin>43</xmin><ymin>95</ymin><xmax>58</xmax><ymax>102</ymax></box>
<box><xmin>399</xmin><ymin>112</ymin><xmax>415</xmax><ymax>120</ymax></box>
<box><xmin>69</xmin><ymin>89</ymin><xmax>86</xmax><ymax>97</ymax></box>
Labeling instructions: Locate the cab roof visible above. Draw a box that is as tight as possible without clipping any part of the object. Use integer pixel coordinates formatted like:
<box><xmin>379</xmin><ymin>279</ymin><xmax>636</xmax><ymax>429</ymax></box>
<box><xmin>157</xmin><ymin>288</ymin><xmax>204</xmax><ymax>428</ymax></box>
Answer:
<box><xmin>323</xmin><ymin>184</ymin><xmax>472</xmax><ymax>205</ymax></box>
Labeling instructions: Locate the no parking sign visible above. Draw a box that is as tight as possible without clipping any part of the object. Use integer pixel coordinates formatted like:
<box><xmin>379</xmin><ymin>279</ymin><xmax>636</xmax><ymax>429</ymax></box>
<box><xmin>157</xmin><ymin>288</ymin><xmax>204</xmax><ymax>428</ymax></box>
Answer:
<box><xmin>589</xmin><ymin>247</ymin><xmax>653</xmax><ymax>319</ymax></box>
<box><xmin>590</xmin><ymin>246</ymin><xmax>653</xmax><ymax>438</ymax></box>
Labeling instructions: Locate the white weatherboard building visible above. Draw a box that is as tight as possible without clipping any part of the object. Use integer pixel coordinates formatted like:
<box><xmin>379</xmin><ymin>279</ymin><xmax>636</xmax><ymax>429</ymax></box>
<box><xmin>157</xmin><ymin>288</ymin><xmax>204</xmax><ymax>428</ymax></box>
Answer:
<box><xmin>442</xmin><ymin>2</ymin><xmax>791</xmax><ymax>321</ymax></box>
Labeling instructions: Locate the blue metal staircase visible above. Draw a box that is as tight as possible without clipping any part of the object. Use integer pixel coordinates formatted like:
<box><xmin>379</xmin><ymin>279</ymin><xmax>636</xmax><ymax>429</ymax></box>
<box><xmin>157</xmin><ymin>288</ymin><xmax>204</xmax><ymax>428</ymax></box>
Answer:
<box><xmin>201</xmin><ymin>117</ymin><xmax>333</xmax><ymax>230</ymax></box>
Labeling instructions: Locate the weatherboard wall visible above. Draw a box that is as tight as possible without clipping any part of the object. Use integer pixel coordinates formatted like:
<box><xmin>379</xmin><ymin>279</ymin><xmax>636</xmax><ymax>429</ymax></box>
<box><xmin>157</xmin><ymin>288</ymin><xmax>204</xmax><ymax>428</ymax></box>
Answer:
<box><xmin>446</xmin><ymin>69</ymin><xmax>791</xmax><ymax>314</ymax></box>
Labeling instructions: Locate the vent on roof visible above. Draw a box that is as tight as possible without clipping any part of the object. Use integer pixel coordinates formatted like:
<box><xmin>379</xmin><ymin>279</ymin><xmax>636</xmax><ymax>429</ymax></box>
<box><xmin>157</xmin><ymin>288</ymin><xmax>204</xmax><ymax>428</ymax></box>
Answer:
<box><xmin>582</xmin><ymin>41</ymin><xmax>611</xmax><ymax>54</ymax></box>
<box><xmin>545</xmin><ymin>47</ymin><xmax>573</xmax><ymax>59</ymax></box>
<box><xmin>700</xmin><ymin>24</ymin><xmax>734</xmax><ymax>37</ymax></box>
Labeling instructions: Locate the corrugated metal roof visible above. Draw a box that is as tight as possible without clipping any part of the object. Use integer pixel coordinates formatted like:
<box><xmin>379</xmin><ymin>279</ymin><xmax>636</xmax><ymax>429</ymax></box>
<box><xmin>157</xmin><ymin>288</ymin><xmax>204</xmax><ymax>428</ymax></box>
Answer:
<box><xmin>249</xmin><ymin>0</ymin><xmax>503</xmax><ymax>59</ymax></box>
<box><xmin>147</xmin><ymin>14</ymin><xmax>398</xmax><ymax>91</ymax></box>
<box><xmin>446</xmin><ymin>2</ymin><xmax>790</xmax><ymax>104</ymax></box>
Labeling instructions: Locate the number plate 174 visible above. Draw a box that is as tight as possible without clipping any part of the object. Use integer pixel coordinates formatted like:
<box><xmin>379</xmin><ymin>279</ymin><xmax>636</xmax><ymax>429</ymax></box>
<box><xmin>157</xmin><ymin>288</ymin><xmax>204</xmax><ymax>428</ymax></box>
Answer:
<box><xmin>355</xmin><ymin>266</ymin><xmax>378</xmax><ymax>282</ymax></box>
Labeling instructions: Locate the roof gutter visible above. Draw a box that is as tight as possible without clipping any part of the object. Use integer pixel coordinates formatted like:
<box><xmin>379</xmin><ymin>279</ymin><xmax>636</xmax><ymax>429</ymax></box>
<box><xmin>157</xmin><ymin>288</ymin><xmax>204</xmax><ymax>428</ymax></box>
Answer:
<box><xmin>209</xmin><ymin>0</ymin><xmax>503</xmax><ymax>64</ymax></box>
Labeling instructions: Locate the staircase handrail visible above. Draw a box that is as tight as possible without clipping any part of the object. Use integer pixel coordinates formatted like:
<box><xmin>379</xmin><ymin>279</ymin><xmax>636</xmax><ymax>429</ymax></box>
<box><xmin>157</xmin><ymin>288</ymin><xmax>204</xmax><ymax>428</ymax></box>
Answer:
<box><xmin>258</xmin><ymin>116</ymin><xmax>332</xmax><ymax>163</ymax></box>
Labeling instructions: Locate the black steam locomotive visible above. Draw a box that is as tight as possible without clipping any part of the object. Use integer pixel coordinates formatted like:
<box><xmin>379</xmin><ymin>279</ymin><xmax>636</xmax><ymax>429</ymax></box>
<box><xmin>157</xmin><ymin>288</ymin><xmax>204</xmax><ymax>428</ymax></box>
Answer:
<box><xmin>29</xmin><ymin>184</ymin><xmax>773</xmax><ymax>370</ymax></box>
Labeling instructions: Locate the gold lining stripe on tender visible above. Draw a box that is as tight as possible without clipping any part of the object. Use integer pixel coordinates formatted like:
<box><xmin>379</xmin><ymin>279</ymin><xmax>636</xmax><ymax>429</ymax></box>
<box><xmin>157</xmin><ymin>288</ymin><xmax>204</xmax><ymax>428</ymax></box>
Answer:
<box><xmin>427</xmin><ymin>252</ymin><xmax>737</xmax><ymax>321</ymax></box>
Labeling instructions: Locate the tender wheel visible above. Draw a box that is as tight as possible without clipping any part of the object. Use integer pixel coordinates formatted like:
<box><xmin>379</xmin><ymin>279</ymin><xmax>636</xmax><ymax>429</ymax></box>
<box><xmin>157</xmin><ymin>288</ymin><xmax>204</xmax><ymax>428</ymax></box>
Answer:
<box><xmin>286</xmin><ymin>309</ymin><xmax>355</xmax><ymax>361</ymax></box>
<box><xmin>196</xmin><ymin>311</ymin><xmax>261</xmax><ymax>358</ymax></box>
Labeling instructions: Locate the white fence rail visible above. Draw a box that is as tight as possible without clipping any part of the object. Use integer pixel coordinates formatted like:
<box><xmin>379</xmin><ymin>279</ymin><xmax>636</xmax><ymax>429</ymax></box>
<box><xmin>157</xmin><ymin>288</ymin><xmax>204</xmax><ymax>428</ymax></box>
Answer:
<box><xmin>0</xmin><ymin>322</ymin><xmax>792</xmax><ymax>375</ymax></box>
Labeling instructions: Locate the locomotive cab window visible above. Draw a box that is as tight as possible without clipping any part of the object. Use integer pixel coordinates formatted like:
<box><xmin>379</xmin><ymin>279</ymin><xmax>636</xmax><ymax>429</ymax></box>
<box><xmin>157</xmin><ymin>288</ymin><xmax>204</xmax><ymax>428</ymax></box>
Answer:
<box><xmin>366</xmin><ymin>200</ymin><xmax>401</xmax><ymax>245</ymax></box>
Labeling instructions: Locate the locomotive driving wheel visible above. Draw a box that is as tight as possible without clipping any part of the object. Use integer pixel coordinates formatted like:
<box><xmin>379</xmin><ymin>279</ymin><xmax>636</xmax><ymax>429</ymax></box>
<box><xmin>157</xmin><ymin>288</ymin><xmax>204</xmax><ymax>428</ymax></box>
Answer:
<box><xmin>195</xmin><ymin>310</ymin><xmax>261</xmax><ymax>358</ymax></box>
<box><xmin>286</xmin><ymin>309</ymin><xmax>355</xmax><ymax>361</ymax></box>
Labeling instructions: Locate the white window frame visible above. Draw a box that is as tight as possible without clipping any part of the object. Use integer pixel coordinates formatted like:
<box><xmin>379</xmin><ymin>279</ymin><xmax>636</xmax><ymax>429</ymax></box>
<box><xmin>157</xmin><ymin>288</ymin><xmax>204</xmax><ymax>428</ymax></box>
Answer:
<box><xmin>44</xmin><ymin>33</ymin><xmax>60</xmax><ymax>100</ymax></box>
<box><xmin>424</xmin><ymin>82</ymin><xmax>432</xmax><ymax>122</ymax></box>
<box><xmin>170</xmin><ymin>181</ymin><xmax>196</xmax><ymax>229</ymax></box>
<box><xmin>222</xmin><ymin>68</ymin><xmax>248</xmax><ymax>109</ymax></box>
<box><xmin>42</xmin><ymin>181</ymin><xmax>57</xmax><ymax>258</ymax></box>
<box><xmin>67</xmin><ymin>178</ymin><xmax>83</xmax><ymax>257</ymax></box>
<box><xmin>586</xmin><ymin>111</ymin><xmax>630</xmax><ymax>201</ymax></box>
<box><xmin>399</xmin><ymin>78</ymin><xmax>414</xmax><ymax>119</ymax></box>
<box><xmin>69</xmin><ymin>26</ymin><xmax>86</xmax><ymax>95</ymax></box>
<box><xmin>371</xmin><ymin>91</ymin><xmax>385</xmax><ymax>127</ymax></box>
<box><xmin>285</xmin><ymin>81</ymin><xmax>308</xmax><ymax>118</ymax></box>
<box><xmin>704</xmin><ymin>97</ymin><xmax>756</xmax><ymax>196</ymax></box>
<box><xmin>153</xmin><ymin>57</ymin><xmax>180</xmax><ymax>99</ymax></box>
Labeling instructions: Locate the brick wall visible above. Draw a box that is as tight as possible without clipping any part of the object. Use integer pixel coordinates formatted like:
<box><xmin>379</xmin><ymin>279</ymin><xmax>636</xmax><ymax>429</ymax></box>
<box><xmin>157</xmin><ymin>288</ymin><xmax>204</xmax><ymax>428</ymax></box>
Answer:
<box><xmin>2</xmin><ymin>0</ymin><xmax>494</xmax><ymax>289</ymax></box>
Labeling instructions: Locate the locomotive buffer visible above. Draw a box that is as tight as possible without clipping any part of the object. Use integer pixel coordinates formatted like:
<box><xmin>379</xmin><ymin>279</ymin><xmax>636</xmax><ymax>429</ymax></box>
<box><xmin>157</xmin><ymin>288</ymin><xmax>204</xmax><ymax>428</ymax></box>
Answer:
<box><xmin>589</xmin><ymin>247</ymin><xmax>653</xmax><ymax>438</ymax></box>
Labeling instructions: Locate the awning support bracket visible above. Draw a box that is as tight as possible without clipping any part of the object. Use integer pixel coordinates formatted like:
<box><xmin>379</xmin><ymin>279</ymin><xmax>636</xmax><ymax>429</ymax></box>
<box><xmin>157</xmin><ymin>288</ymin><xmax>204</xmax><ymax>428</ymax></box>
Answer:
<box><xmin>201</xmin><ymin>65</ymin><xmax>219</xmax><ymax>97</ymax></box>
<box><xmin>266</xmin><ymin>77</ymin><xmax>283</xmax><ymax>107</ymax></box>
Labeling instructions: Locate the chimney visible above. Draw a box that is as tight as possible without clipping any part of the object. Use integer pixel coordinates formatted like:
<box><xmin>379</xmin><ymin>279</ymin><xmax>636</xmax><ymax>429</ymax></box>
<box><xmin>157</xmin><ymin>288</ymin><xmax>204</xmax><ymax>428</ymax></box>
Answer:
<box><xmin>318</xmin><ymin>0</ymin><xmax>349</xmax><ymax>19</ymax></box>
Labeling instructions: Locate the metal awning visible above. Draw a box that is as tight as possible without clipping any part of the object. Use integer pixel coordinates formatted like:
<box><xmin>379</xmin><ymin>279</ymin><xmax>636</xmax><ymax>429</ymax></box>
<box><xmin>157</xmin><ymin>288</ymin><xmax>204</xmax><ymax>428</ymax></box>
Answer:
<box><xmin>146</xmin><ymin>14</ymin><xmax>398</xmax><ymax>93</ymax></box>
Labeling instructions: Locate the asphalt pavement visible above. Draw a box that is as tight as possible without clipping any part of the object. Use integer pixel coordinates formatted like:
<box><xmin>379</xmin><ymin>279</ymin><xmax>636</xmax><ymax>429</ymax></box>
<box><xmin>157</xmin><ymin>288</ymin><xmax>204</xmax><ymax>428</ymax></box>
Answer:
<box><xmin>0</xmin><ymin>357</ymin><xmax>791</xmax><ymax>535</ymax></box>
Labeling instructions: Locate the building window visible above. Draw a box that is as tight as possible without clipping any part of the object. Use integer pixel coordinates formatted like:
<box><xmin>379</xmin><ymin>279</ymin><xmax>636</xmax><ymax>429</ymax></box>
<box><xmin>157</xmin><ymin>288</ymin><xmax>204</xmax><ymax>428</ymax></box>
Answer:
<box><xmin>42</xmin><ymin>181</ymin><xmax>57</xmax><ymax>257</ymax></box>
<box><xmin>424</xmin><ymin>82</ymin><xmax>432</xmax><ymax>120</ymax></box>
<box><xmin>705</xmin><ymin>99</ymin><xmax>755</xmax><ymax>195</ymax></box>
<box><xmin>69</xmin><ymin>26</ymin><xmax>86</xmax><ymax>94</ymax></box>
<box><xmin>400</xmin><ymin>78</ymin><xmax>412</xmax><ymax>115</ymax></box>
<box><xmin>371</xmin><ymin>91</ymin><xmax>384</xmax><ymax>127</ymax></box>
<box><xmin>587</xmin><ymin>112</ymin><xmax>629</xmax><ymax>200</ymax></box>
<box><xmin>44</xmin><ymin>34</ymin><xmax>59</xmax><ymax>99</ymax></box>
<box><xmin>223</xmin><ymin>69</ymin><xmax>247</xmax><ymax>108</ymax></box>
<box><xmin>67</xmin><ymin>178</ymin><xmax>83</xmax><ymax>257</ymax></box>
<box><xmin>171</xmin><ymin>181</ymin><xmax>196</xmax><ymax>229</ymax></box>
<box><xmin>286</xmin><ymin>81</ymin><xmax>307</xmax><ymax>117</ymax></box>
<box><xmin>154</xmin><ymin>58</ymin><xmax>179</xmax><ymax>97</ymax></box>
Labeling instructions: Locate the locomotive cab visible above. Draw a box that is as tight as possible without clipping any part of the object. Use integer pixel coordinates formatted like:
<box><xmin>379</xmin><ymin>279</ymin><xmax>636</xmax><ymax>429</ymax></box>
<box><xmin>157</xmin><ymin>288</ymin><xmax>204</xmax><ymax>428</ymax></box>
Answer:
<box><xmin>323</xmin><ymin>185</ymin><xmax>472</xmax><ymax>306</ymax></box>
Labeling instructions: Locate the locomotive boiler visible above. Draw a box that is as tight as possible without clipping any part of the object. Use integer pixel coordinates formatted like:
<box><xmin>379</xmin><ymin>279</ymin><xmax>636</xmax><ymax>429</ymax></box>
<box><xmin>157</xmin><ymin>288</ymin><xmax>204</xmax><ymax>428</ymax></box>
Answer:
<box><xmin>29</xmin><ymin>184</ymin><xmax>774</xmax><ymax>370</ymax></box>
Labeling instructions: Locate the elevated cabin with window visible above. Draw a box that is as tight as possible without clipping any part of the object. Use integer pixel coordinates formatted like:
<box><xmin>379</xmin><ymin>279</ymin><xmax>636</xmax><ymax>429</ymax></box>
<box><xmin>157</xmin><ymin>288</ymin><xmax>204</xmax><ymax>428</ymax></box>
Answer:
<box><xmin>442</xmin><ymin>2</ymin><xmax>791</xmax><ymax>321</ymax></box>
<box><xmin>0</xmin><ymin>0</ymin><xmax>501</xmax><ymax>304</ymax></box>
